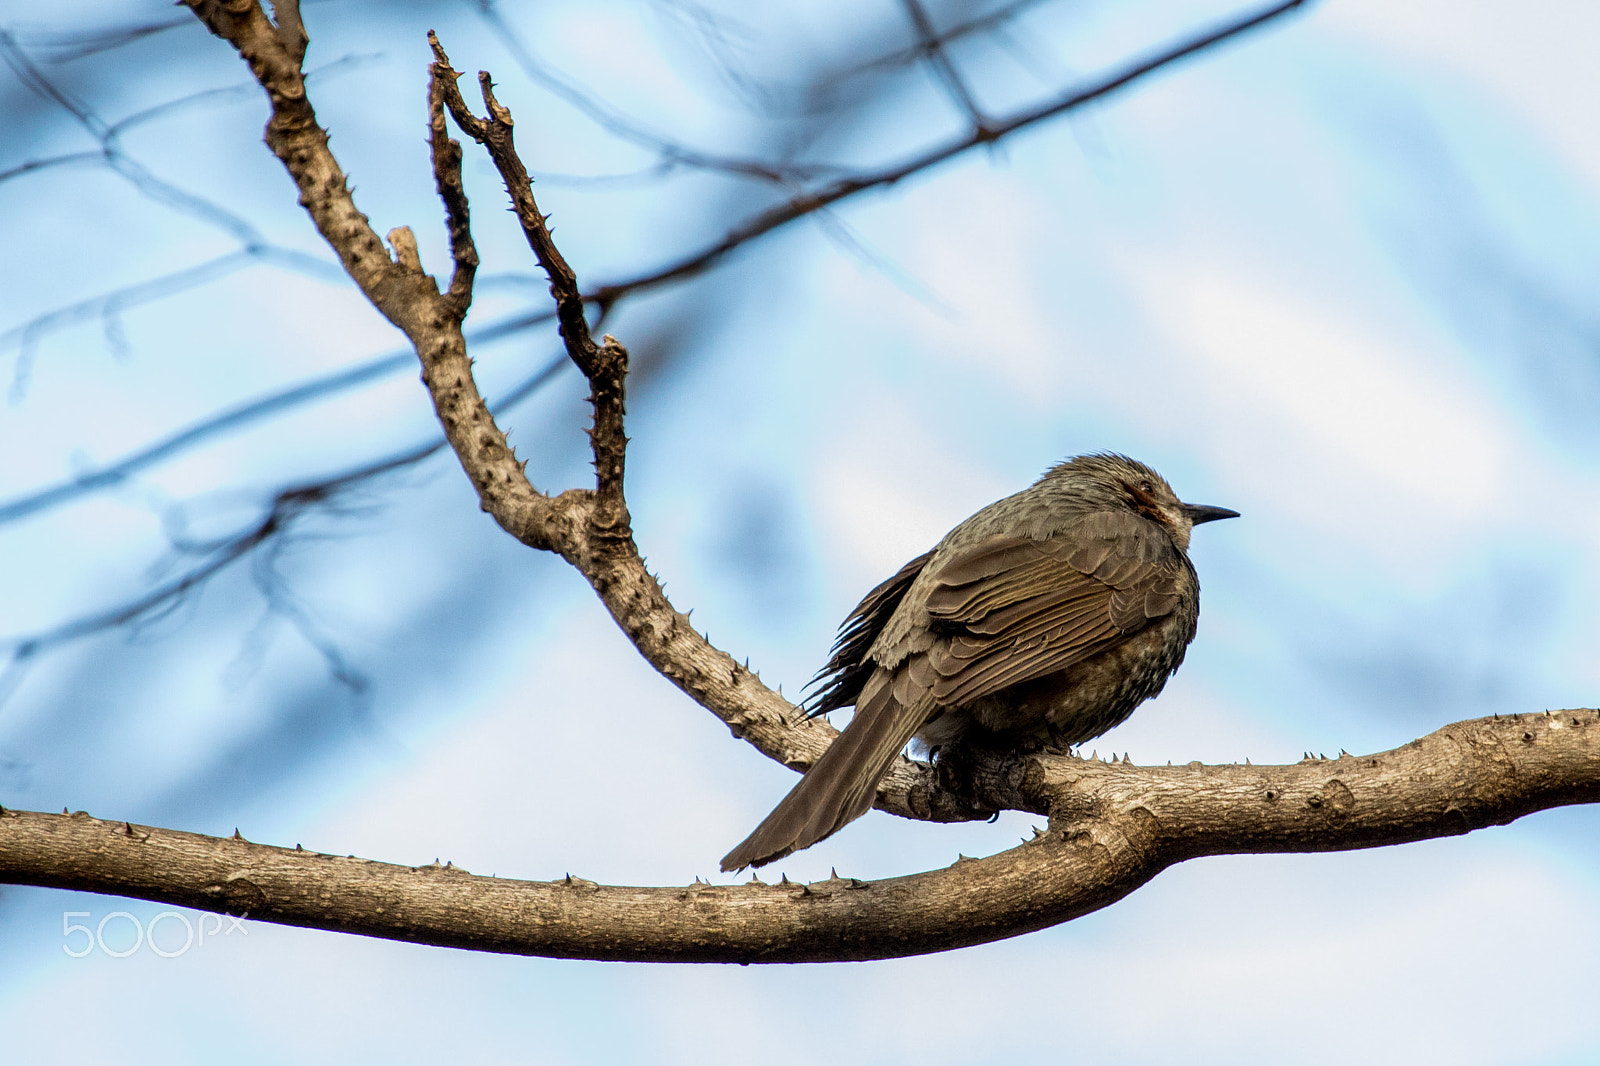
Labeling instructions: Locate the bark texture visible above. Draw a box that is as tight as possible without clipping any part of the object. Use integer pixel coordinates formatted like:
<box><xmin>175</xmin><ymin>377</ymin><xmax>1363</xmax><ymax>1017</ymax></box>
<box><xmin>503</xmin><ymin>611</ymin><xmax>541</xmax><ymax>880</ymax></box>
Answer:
<box><xmin>4</xmin><ymin>711</ymin><xmax>1595</xmax><ymax>963</ymax></box>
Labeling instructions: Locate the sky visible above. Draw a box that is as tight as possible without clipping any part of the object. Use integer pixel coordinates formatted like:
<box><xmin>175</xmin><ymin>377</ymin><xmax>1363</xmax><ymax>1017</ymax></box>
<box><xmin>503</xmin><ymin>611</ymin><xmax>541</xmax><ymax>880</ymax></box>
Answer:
<box><xmin>2</xmin><ymin>0</ymin><xmax>1599</xmax><ymax>1062</ymax></box>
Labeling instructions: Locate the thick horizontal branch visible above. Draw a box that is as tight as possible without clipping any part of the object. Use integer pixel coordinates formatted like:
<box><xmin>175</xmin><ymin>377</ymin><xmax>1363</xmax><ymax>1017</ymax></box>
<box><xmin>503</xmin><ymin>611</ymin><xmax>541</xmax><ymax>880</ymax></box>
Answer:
<box><xmin>4</xmin><ymin>711</ymin><xmax>1594</xmax><ymax>963</ymax></box>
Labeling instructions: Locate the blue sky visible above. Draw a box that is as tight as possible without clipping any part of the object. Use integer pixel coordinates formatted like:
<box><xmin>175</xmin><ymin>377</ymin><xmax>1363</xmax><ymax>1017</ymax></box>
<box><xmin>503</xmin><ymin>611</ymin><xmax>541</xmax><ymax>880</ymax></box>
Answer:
<box><xmin>2</xmin><ymin>1</ymin><xmax>1598</xmax><ymax>1062</ymax></box>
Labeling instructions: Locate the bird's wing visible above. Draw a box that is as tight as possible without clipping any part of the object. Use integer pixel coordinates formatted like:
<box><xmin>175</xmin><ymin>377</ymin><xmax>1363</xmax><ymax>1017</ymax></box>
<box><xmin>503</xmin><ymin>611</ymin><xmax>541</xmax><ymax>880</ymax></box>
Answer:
<box><xmin>922</xmin><ymin>518</ymin><xmax>1183</xmax><ymax>706</ymax></box>
<box><xmin>805</xmin><ymin>548</ymin><xmax>934</xmax><ymax>716</ymax></box>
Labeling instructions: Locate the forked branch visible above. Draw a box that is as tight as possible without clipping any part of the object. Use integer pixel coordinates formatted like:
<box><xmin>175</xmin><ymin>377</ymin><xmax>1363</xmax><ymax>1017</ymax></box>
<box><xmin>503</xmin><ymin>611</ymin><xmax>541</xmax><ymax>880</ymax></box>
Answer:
<box><xmin>180</xmin><ymin>0</ymin><xmax>934</xmax><ymax>814</ymax></box>
<box><xmin>428</xmin><ymin>34</ymin><xmax>628</xmax><ymax>528</ymax></box>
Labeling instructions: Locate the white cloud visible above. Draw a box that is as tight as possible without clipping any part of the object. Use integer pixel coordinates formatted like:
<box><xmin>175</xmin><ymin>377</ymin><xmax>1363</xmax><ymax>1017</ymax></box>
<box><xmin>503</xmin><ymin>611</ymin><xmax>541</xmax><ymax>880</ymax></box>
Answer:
<box><xmin>808</xmin><ymin>395</ymin><xmax>1011</xmax><ymax>583</ymax></box>
<box><xmin>823</xmin><ymin>170</ymin><xmax>1077</xmax><ymax>399</ymax></box>
<box><xmin>1171</xmin><ymin>270</ymin><xmax>1513</xmax><ymax>517</ymax></box>
<box><xmin>1324</xmin><ymin>0</ymin><xmax>1600</xmax><ymax>194</ymax></box>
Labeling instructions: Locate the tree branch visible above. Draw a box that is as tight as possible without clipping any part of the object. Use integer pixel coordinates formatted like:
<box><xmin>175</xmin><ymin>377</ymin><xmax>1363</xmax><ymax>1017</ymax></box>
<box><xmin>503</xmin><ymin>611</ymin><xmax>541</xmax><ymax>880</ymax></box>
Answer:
<box><xmin>4</xmin><ymin>711</ymin><xmax>1594</xmax><ymax>963</ymax></box>
<box><xmin>175</xmin><ymin>1</ymin><xmax>886</xmax><ymax>816</ymax></box>
<box><xmin>428</xmin><ymin>37</ymin><xmax>631</xmax><ymax>532</ymax></box>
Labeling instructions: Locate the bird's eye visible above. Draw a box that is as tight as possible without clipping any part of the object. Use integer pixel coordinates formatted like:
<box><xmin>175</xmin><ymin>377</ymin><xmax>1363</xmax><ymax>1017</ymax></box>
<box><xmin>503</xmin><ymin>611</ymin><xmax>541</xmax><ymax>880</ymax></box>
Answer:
<box><xmin>1139</xmin><ymin>480</ymin><xmax>1154</xmax><ymax>494</ymax></box>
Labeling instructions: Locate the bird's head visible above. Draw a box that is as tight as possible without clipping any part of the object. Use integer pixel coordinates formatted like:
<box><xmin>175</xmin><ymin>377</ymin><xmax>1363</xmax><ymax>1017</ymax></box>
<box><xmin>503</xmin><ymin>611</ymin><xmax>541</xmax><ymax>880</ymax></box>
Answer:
<box><xmin>1046</xmin><ymin>453</ymin><xmax>1239</xmax><ymax>550</ymax></box>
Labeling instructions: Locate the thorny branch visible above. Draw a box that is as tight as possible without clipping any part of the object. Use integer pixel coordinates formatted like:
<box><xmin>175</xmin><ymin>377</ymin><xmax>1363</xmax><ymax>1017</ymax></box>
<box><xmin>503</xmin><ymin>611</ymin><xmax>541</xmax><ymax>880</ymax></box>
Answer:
<box><xmin>415</xmin><ymin>33</ymin><xmax>863</xmax><ymax>796</ymax></box>
<box><xmin>428</xmin><ymin>36</ymin><xmax>630</xmax><ymax>526</ymax></box>
<box><xmin>4</xmin><ymin>711</ymin><xmax>1597</xmax><ymax>962</ymax></box>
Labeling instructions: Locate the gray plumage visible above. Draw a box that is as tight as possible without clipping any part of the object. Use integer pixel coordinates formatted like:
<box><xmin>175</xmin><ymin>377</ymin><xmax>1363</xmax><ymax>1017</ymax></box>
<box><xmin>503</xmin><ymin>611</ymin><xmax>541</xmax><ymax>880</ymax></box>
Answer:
<box><xmin>720</xmin><ymin>453</ymin><xmax>1237</xmax><ymax>872</ymax></box>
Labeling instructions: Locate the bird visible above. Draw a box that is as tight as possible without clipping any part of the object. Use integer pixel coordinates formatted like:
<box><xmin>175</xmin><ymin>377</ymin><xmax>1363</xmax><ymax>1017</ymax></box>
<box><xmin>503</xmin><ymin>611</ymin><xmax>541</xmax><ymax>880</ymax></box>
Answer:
<box><xmin>720</xmin><ymin>453</ymin><xmax>1237</xmax><ymax>871</ymax></box>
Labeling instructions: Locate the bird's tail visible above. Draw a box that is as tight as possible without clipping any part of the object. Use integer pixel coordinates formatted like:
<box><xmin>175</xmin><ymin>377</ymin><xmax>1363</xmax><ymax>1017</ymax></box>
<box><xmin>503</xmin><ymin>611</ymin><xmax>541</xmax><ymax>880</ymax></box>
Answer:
<box><xmin>720</xmin><ymin>671</ymin><xmax>926</xmax><ymax>872</ymax></box>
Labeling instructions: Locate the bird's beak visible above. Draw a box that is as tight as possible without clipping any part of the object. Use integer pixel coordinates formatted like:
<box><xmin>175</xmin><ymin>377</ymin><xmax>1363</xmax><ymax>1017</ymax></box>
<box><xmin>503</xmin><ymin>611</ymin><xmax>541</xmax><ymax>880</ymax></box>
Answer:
<box><xmin>1181</xmin><ymin>503</ymin><xmax>1240</xmax><ymax>526</ymax></box>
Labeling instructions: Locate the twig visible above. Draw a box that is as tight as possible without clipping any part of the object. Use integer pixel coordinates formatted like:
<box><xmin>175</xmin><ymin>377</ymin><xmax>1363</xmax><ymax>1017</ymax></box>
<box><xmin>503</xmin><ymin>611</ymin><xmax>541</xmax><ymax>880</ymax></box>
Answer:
<box><xmin>586</xmin><ymin>0</ymin><xmax>1309</xmax><ymax>304</ymax></box>
<box><xmin>0</xmin><ymin>353</ymin><xmax>567</xmax><ymax>681</ymax></box>
<box><xmin>843</xmin><ymin>0</ymin><xmax>1051</xmax><ymax>83</ymax></box>
<box><xmin>472</xmin><ymin>0</ymin><xmax>830</xmax><ymax>186</ymax></box>
<box><xmin>430</xmin><ymin>36</ymin><xmax>629</xmax><ymax>525</ymax></box>
<box><xmin>0</xmin><ymin>32</ymin><xmax>372</xmax><ymax>394</ymax></box>
<box><xmin>899</xmin><ymin>0</ymin><xmax>990</xmax><ymax>131</ymax></box>
<box><xmin>0</xmin><ymin>307</ymin><xmax>561</xmax><ymax>526</ymax></box>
